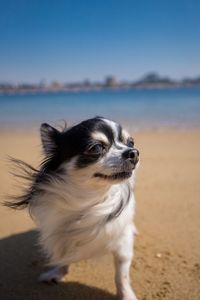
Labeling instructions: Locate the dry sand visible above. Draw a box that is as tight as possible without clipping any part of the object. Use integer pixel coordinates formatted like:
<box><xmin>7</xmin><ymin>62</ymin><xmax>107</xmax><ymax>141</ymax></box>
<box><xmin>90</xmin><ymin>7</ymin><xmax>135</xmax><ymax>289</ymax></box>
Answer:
<box><xmin>0</xmin><ymin>129</ymin><xmax>200</xmax><ymax>300</ymax></box>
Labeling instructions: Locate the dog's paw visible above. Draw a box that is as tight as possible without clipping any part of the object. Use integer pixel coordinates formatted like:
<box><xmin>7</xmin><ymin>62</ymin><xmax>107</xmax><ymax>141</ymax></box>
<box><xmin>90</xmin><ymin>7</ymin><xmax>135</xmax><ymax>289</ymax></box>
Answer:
<box><xmin>38</xmin><ymin>267</ymin><xmax>67</xmax><ymax>284</ymax></box>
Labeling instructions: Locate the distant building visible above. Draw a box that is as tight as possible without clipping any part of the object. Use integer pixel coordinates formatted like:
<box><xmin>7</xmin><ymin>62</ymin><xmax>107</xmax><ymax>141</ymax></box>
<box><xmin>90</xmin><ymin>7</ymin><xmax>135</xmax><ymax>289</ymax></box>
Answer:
<box><xmin>82</xmin><ymin>79</ymin><xmax>91</xmax><ymax>88</ymax></box>
<box><xmin>104</xmin><ymin>76</ymin><xmax>117</xmax><ymax>88</ymax></box>
<box><xmin>141</xmin><ymin>72</ymin><xmax>160</xmax><ymax>83</ymax></box>
<box><xmin>50</xmin><ymin>81</ymin><xmax>64</xmax><ymax>89</ymax></box>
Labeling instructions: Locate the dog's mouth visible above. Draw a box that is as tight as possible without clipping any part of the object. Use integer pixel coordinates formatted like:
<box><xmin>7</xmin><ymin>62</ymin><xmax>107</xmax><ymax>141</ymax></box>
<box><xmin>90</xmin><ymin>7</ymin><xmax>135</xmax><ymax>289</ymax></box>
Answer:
<box><xmin>94</xmin><ymin>171</ymin><xmax>132</xmax><ymax>180</ymax></box>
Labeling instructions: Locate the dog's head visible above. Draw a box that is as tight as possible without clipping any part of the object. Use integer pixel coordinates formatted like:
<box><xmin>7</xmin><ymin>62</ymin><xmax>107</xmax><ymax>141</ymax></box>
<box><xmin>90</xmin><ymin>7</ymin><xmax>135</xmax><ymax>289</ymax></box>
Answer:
<box><xmin>40</xmin><ymin>117</ymin><xmax>139</xmax><ymax>186</ymax></box>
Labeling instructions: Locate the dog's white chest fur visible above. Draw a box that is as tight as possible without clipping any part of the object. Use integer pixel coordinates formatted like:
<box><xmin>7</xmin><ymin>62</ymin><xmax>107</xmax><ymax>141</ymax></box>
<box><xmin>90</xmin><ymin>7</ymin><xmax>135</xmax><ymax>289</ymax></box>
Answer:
<box><xmin>31</xmin><ymin>176</ymin><xmax>136</xmax><ymax>267</ymax></box>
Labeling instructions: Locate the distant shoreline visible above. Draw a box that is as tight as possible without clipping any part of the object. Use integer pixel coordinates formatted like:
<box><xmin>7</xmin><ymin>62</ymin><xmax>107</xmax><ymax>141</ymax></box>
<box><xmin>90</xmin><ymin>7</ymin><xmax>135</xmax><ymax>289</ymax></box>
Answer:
<box><xmin>1</xmin><ymin>72</ymin><xmax>200</xmax><ymax>95</ymax></box>
<box><xmin>1</xmin><ymin>83</ymin><xmax>200</xmax><ymax>96</ymax></box>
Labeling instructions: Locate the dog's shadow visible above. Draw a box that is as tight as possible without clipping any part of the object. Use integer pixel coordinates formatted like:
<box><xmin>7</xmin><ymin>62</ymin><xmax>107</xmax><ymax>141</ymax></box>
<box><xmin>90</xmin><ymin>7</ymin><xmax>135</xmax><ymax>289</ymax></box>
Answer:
<box><xmin>0</xmin><ymin>230</ymin><xmax>116</xmax><ymax>299</ymax></box>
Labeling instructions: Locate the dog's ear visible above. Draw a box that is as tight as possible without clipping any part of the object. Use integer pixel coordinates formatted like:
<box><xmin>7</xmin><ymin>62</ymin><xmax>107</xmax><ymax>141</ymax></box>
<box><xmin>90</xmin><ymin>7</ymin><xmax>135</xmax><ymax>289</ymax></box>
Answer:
<box><xmin>40</xmin><ymin>123</ymin><xmax>61</xmax><ymax>155</ymax></box>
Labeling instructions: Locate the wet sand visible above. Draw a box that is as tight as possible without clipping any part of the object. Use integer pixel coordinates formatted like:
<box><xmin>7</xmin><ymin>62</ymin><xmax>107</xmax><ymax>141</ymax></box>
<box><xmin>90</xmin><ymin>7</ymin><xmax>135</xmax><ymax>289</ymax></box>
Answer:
<box><xmin>0</xmin><ymin>129</ymin><xmax>200</xmax><ymax>300</ymax></box>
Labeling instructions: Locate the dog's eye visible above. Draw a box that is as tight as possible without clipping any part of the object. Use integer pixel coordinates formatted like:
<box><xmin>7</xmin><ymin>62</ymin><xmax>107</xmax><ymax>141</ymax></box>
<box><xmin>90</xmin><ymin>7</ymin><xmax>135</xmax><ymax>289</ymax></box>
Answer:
<box><xmin>127</xmin><ymin>138</ymin><xmax>134</xmax><ymax>148</ymax></box>
<box><xmin>85</xmin><ymin>144</ymin><xmax>104</xmax><ymax>155</ymax></box>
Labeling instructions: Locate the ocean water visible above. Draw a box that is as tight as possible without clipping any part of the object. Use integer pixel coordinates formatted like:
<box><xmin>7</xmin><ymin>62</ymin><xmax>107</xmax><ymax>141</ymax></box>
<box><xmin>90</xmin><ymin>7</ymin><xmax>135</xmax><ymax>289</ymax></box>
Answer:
<box><xmin>0</xmin><ymin>88</ymin><xmax>200</xmax><ymax>131</ymax></box>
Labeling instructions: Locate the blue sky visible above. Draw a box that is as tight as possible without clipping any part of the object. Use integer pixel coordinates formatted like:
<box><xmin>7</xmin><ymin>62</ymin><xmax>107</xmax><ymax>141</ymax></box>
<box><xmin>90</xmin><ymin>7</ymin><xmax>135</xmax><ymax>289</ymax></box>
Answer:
<box><xmin>0</xmin><ymin>0</ymin><xmax>200</xmax><ymax>83</ymax></box>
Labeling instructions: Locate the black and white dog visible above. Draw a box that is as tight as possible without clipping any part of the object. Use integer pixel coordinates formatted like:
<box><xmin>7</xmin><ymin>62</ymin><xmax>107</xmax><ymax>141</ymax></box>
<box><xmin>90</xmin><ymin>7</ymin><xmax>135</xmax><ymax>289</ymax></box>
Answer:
<box><xmin>6</xmin><ymin>117</ymin><xmax>139</xmax><ymax>300</ymax></box>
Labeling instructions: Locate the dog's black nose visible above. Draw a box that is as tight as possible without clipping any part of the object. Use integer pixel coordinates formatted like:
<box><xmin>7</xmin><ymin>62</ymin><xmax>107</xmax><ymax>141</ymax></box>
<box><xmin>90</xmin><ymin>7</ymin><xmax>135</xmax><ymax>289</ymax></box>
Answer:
<box><xmin>122</xmin><ymin>149</ymin><xmax>139</xmax><ymax>165</ymax></box>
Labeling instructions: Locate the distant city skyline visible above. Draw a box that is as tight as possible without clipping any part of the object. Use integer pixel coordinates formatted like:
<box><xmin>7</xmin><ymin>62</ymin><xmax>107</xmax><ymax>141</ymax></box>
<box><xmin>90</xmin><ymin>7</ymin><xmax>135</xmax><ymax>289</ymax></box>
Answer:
<box><xmin>1</xmin><ymin>72</ymin><xmax>200</xmax><ymax>86</ymax></box>
<box><xmin>1</xmin><ymin>0</ymin><xmax>200</xmax><ymax>83</ymax></box>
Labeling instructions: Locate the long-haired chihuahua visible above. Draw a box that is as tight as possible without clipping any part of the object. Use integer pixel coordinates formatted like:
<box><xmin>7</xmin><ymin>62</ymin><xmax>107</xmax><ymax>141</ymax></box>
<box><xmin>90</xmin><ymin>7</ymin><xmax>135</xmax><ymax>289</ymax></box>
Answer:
<box><xmin>5</xmin><ymin>116</ymin><xmax>139</xmax><ymax>300</ymax></box>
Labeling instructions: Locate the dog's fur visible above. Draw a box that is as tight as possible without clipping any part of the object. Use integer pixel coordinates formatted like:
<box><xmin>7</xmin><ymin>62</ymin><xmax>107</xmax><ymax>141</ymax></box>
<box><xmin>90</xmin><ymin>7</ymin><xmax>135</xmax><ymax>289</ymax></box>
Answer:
<box><xmin>5</xmin><ymin>117</ymin><xmax>139</xmax><ymax>300</ymax></box>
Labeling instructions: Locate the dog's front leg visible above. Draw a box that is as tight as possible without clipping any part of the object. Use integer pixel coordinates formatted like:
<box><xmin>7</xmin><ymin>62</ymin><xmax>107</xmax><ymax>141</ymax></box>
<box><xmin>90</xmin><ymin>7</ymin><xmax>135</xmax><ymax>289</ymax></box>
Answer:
<box><xmin>113</xmin><ymin>226</ymin><xmax>138</xmax><ymax>300</ymax></box>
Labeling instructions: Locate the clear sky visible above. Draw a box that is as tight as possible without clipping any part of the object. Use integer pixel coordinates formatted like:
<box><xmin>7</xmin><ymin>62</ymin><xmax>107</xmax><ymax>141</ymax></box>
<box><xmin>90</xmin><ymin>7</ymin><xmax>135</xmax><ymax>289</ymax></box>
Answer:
<box><xmin>1</xmin><ymin>0</ymin><xmax>200</xmax><ymax>83</ymax></box>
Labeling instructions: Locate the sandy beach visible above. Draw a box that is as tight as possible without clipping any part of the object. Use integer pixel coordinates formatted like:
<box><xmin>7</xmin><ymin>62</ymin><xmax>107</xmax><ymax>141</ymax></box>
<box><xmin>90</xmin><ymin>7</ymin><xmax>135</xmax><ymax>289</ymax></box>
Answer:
<box><xmin>0</xmin><ymin>128</ymin><xmax>200</xmax><ymax>300</ymax></box>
